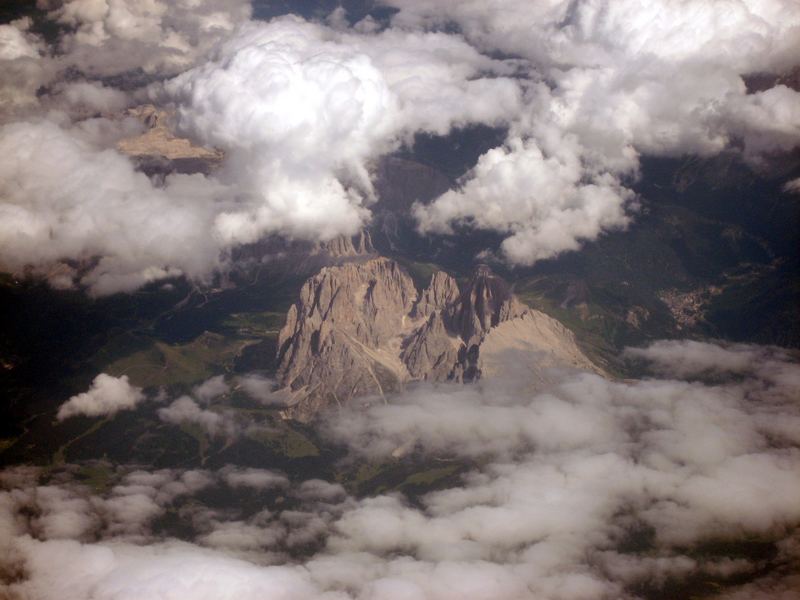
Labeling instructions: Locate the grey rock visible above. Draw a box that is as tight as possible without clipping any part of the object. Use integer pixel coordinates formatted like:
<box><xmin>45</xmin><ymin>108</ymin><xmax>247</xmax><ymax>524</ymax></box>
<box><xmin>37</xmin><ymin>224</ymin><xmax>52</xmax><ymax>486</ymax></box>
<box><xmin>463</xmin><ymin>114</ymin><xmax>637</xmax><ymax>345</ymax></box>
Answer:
<box><xmin>450</xmin><ymin>264</ymin><xmax>527</xmax><ymax>346</ymax></box>
<box><xmin>315</xmin><ymin>230</ymin><xmax>375</xmax><ymax>258</ymax></box>
<box><xmin>411</xmin><ymin>271</ymin><xmax>460</xmax><ymax>319</ymax></box>
<box><xmin>276</xmin><ymin>257</ymin><xmax>416</xmax><ymax>421</ymax></box>
<box><xmin>401</xmin><ymin>310</ymin><xmax>461</xmax><ymax>381</ymax></box>
<box><xmin>275</xmin><ymin>259</ymin><xmax>601</xmax><ymax>421</ymax></box>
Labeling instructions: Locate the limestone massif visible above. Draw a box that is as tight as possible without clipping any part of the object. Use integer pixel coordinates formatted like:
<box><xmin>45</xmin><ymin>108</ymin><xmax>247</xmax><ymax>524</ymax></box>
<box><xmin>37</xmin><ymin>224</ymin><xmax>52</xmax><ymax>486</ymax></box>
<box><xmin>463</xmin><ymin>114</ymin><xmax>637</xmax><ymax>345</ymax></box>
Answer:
<box><xmin>117</xmin><ymin>104</ymin><xmax>223</xmax><ymax>174</ymax></box>
<box><xmin>275</xmin><ymin>255</ymin><xmax>601</xmax><ymax>421</ymax></box>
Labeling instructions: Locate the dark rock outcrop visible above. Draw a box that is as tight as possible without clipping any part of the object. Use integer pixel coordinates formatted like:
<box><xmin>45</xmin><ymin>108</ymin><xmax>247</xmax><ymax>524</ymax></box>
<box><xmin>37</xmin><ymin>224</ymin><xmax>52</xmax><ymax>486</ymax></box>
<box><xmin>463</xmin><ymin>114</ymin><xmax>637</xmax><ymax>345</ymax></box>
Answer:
<box><xmin>451</xmin><ymin>264</ymin><xmax>527</xmax><ymax>345</ymax></box>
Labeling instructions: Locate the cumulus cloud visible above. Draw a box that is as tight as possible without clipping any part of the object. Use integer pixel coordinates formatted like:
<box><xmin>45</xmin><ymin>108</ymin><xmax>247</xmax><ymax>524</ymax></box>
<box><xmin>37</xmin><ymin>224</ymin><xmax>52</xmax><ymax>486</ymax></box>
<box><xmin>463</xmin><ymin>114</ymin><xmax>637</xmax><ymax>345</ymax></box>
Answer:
<box><xmin>57</xmin><ymin>81</ymin><xmax>130</xmax><ymax>114</ymax></box>
<box><xmin>0</xmin><ymin>0</ymin><xmax>250</xmax><ymax>122</ymax></box>
<box><xmin>157</xmin><ymin>396</ymin><xmax>235</xmax><ymax>438</ymax></box>
<box><xmin>45</xmin><ymin>0</ymin><xmax>252</xmax><ymax>78</ymax></box>
<box><xmin>317</xmin><ymin>341</ymin><xmax>800</xmax><ymax>595</ymax></box>
<box><xmin>0</xmin><ymin>10</ymin><xmax>524</xmax><ymax>292</ymax></box>
<box><xmin>0</xmin><ymin>18</ymin><xmax>54</xmax><ymax>119</ymax></box>
<box><xmin>154</xmin><ymin>375</ymin><xmax>245</xmax><ymax>438</ymax></box>
<box><xmin>5</xmin><ymin>0</ymin><xmax>795</xmax><ymax>286</ymax></box>
<box><xmin>625</xmin><ymin>339</ymin><xmax>800</xmax><ymax>383</ymax></box>
<box><xmin>387</xmin><ymin>0</ymin><xmax>800</xmax><ymax>73</ymax></box>
<box><xmin>414</xmin><ymin>135</ymin><xmax>636</xmax><ymax>264</ymax></box>
<box><xmin>57</xmin><ymin>374</ymin><xmax>144</xmax><ymax>420</ymax></box>
<box><xmin>160</xmin><ymin>16</ymin><xmax>520</xmax><ymax>247</ymax></box>
<box><xmin>0</xmin><ymin>120</ymin><xmax>230</xmax><ymax>294</ymax></box>
<box><xmin>198</xmin><ymin>517</ymin><xmax>286</xmax><ymax>552</ymax></box>
<box><xmin>784</xmin><ymin>177</ymin><xmax>800</xmax><ymax>193</ymax></box>
<box><xmin>0</xmin><ymin>20</ymin><xmax>42</xmax><ymax>61</ymax></box>
<box><xmin>4</xmin><ymin>340</ymin><xmax>799</xmax><ymax>599</ymax></box>
<box><xmin>236</xmin><ymin>374</ymin><xmax>285</xmax><ymax>405</ymax></box>
<box><xmin>391</xmin><ymin>0</ymin><xmax>800</xmax><ymax>264</ymax></box>
<box><xmin>162</xmin><ymin>19</ymin><xmax>391</xmax><ymax>244</ymax></box>
<box><xmin>193</xmin><ymin>375</ymin><xmax>230</xmax><ymax>404</ymax></box>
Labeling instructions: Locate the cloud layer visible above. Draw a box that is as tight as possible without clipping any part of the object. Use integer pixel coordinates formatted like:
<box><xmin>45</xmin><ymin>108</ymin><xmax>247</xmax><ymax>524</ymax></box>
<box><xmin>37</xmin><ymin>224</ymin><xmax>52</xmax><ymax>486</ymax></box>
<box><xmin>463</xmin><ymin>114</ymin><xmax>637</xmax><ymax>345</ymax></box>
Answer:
<box><xmin>161</xmin><ymin>16</ymin><xmax>520</xmax><ymax>246</ymax></box>
<box><xmin>4</xmin><ymin>340</ymin><xmax>800</xmax><ymax>599</ymax></box>
<box><xmin>401</xmin><ymin>0</ymin><xmax>800</xmax><ymax>263</ymax></box>
<box><xmin>0</xmin><ymin>1</ymin><xmax>798</xmax><ymax>289</ymax></box>
<box><xmin>46</xmin><ymin>0</ymin><xmax>253</xmax><ymax>77</ymax></box>
<box><xmin>0</xmin><ymin>9</ymin><xmax>521</xmax><ymax>292</ymax></box>
<box><xmin>0</xmin><ymin>119</ymin><xmax>229</xmax><ymax>294</ymax></box>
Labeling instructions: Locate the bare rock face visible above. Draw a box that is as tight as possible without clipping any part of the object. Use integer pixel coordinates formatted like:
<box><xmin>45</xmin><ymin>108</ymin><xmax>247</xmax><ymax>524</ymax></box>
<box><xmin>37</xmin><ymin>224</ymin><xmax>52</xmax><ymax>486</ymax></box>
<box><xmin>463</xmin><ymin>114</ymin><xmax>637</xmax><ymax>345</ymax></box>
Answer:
<box><xmin>411</xmin><ymin>271</ymin><xmax>460</xmax><ymax>319</ymax></box>
<box><xmin>477</xmin><ymin>311</ymin><xmax>600</xmax><ymax>382</ymax></box>
<box><xmin>315</xmin><ymin>230</ymin><xmax>375</xmax><ymax>258</ymax></box>
<box><xmin>451</xmin><ymin>264</ymin><xmax>527</xmax><ymax>345</ymax></box>
<box><xmin>401</xmin><ymin>310</ymin><xmax>460</xmax><ymax>381</ymax></box>
<box><xmin>117</xmin><ymin>104</ymin><xmax>222</xmax><ymax>175</ymax></box>
<box><xmin>276</xmin><ymin>258</ymin><xmax>417</xmax><ymax>421</ymax></box>
<box><xmin>229</xmin><ymin>230</ymin><xmax>377</xmax><ymax>285</ymax></box>
<box><xmin>276</xmin><ymin>259</ymin><xmax>601</xmax><ymax>421</ymax></box>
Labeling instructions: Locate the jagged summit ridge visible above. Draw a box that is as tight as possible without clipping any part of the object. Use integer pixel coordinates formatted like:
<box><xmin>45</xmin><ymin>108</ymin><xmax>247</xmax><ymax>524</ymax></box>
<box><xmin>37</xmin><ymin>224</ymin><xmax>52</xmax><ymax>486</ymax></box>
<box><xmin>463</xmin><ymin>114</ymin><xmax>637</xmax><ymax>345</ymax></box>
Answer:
<box><xmin>451</xmin><ymin>263</ymin><xmax>527</xmax><ymax>345</ymax></box>
<box><xmin>275</xmin><ymin>259</ymin><xmax>600</xmax><ymax>421</ymax></box>
<box><xmin>315</xmin><ymin>230</ymin><xmax>375</xmax><ymax>258</ymax></box>
<box><xmin>276</xmin><ymin>257</ymin><xmax>416</xmax><ymax>420</ymax></box>
<box><xmin>411</xmin><ymin>270</ymin><xmax>459</xmax><ymax>319</ymax></box>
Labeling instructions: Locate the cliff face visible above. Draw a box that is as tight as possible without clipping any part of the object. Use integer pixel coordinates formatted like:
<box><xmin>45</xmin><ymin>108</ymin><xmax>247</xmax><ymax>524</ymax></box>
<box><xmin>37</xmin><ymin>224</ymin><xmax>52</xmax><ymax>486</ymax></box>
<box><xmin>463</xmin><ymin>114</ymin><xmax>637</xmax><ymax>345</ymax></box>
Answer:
<box><xmin>117</xmin><ymin>104</ymin><xmax>222</xmax><ymax>175</ymax></box>
<box><xmin>451</xmin><ymin>265</ymin><xmax>527</xmax><ymax>344</ymax></box>
<box><xmin>315</xmin><ymin>230</ymin><xmax>375</xmax><ymax>258</ymax></box>
<box><xmin>276</xmin><ymin>258</ymin><xmax>417</xmax><ymax>421</ymax></box>
<box><xmin>276</xmin><ymin>259</ymin><xmax>601</xmax><ymax>421</ymax></box>
<box><xmin>411</xmin><ymin>270</ymin><xmax>460</xmax><ymax>319</ymax></box>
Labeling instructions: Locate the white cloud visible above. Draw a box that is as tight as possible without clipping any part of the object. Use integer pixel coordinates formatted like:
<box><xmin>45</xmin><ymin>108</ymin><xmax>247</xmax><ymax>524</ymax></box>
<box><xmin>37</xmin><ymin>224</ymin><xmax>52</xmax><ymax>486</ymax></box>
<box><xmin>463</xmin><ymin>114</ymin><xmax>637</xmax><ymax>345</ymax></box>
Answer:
<box><xmin>157</xmin><ymin>396</ymin><xmax>234</xmax><ymax>438</ymax></box>
<box><xmin>199</xmin><ymin>519</ymin><xmax>286</xmax><ymax>552</ymax></box>
<box><xmin>156</xmin><ymin>376</ymin><xmax>247</xmax><ymax>438</ymax></box>
<box><xmin>0</xmin><ymin>19</ymin><xmax>53</xmax><ymax>119</ymax></box>
<box><xmin>7</xmin><ymin>1</ymin><xmax>794</xmax><ymax>283</ymax></box>
<box><xmin>0</xmin><ymin>13</ymin><xmax>525</xmax><ymax>291</ymax></box>
<box><xmin>0</xmin><ymin>20</ymin><xmax>43</xmax><ymax>61</ymax></box>
<box><xmin>9</xmin><ymin>537</ymin><xmax>321</xmax><ymax>600</ymax></box>
<box><xmin>0</xmin><ymin>120</ymin><xmax>230</xmax><ymax>294</ymax></box>
<box><xmin>3</xmin><ymin>339</ymin><xmax>800</xmax><ymax>599</ymax></box>
<box><xmin>624</xmin><ymin>339</ymin><xmax>800</xmax><ymax>392</ymax></box>
<box><xmin>161</xmin><ymin>17</ymin><xmax>521</xmax><ymax>247</ymax></box>
<box><xmin>193</xmin><ymin>375</ymin><xmax>230</xmax><ymax>404</ymax></box>
<box><xmin>414</xmin><ymin>135</ymin><xmax>635</xmax><ymax>265</ymax></box>
<box><xmin>47</xmin><ymin>0</ymin><xmax>253</xmax><ymax>77</ymax></box>
<box><xmin>236</xmin><ymin>374</ymin><xmax>284</xmax><ymax>405</ymax></box>
<box><xmin>387</xmin><ymin>0</ymin><xmax>800</xmax><ymax>73</ymax></box>
<box><xmin>784</xmin><ymin>177</ymin><xmax>800</xmax><ymax>193</ymax></box>
<box><xmin>390</xmin><ymin>0</ymin><xmax>800</xmax><ymax>264</ymax></box>
<box><xmin>57</xmin><ymin>374</ymin><xmax>144</xmax><ymax>420</ymax></box>
<box><xmin>58</xmin><ymin>81</ymin><xmax>131</xmax><ymax>114</ymax></box>
<box><xmin>30</xmin><ymin>485</ymin><xmax>100</xmax><ymax>540</ymax></box>
<box><xmin>163</xmin><ymin>18</ymin><xmax>389</xmax><ymax>245</ymax></box>
<box><xmin>220</xmin><ymin>466</ymin><xmax>289</xmax><ymax>491</ymax></box>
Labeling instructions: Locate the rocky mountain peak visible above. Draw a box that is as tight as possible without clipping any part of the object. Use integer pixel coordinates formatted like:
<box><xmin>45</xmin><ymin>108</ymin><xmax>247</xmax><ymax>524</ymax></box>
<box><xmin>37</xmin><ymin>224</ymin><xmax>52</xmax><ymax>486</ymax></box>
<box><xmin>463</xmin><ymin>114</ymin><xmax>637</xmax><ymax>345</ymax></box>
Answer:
<box><xmin>275</xmin><ymin>257</ymin><xmax>417</xmax><ymax>420</ymax></box>
<box><xmin>116</xmin><ymin>104</ymin><xmax>222</xmax><ymax>174</ymax></box>
<box><xmin>451</xmin><ymin>264</ymin><xmax>526</xmax><ymax>344</ymax></box>
<box><xmin>275</xmin><ymin>256</ymin><xmax>599</xmax><ymax>421</ymax></box>
<box><xmin>315</xmin><ymin>230</ymin><xmax>375</xmax><ymax>258</ymax></box>
<box><xmin>411</xmin><ymin>271</ymin><xmax>460</xmax><ymax>319</ymax></box>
